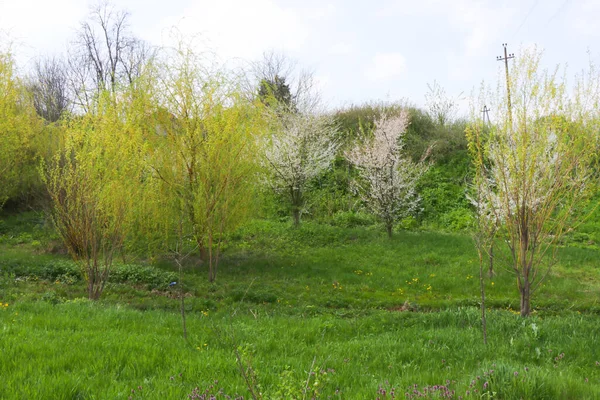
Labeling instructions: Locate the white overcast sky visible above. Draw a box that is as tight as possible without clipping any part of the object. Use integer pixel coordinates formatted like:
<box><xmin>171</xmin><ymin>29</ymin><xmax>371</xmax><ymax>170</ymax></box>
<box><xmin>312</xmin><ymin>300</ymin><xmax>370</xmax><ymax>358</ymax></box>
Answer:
<box><xmin>1</xmin><ymin>0</ymin><xmax>599</xmax><ymax>115</ymax></box>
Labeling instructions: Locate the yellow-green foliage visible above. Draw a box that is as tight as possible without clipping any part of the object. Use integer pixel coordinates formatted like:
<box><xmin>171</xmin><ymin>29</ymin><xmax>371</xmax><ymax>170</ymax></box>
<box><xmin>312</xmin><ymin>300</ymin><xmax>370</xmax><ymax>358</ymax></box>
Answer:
<box><xmin>42</xmin><ymin>91</ymin><xmax>144</xmax><ymax>299</ymax></box>
<box><xmin>467</xmin><ymin>48</ymin><xmax>600</xmax><ymax>317</ymax></box>
<box><xmin>139</xmin><ymin>45</ymin><xmax>267</xmax><ymax>281</ymax></box>
<box><xmin>0</xmin><ymin>51</ymin><xmax>44</xmax><ymax>208</ymax></box>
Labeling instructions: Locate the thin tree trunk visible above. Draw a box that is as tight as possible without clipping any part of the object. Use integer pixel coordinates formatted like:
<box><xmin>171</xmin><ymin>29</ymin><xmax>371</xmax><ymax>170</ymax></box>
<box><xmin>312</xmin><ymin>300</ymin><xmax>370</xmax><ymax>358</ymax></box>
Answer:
<box><xmin>488</xmin><ymin>243</ymin><xmax>494</xmax><ymax>278</ymax></box>
<box><xmin>88</xmin><ymin>268</ymin><xmax>99</xmax><ymax>300</ymax></box>
<box><xmin>520</xmin><ymin>278</ymin><xmax>531</xmax><ymax>317</ymax></box>
<box><xmin>175</xmin><ymin>218</ymin><xmax>188</xmax><ymax>340</ymax></box>
<box><xmin>519</xmin><ymin>228</ymin><xmax>531</xmax><ymax>317</ymax></box>
<box><xmin>291</xmin><ymin>187</ymin><xmax>301</xmax><ymax>227</ymax></box>
<box><xmin>179</xmin><ymin>261</ymin><xmax>187</xmax><ymax>340</ymax></box>
<box><xmin>478</xmin><ymin>250</ymin><xmax>488</xmax><ymax>345</ymax></box>
<box><xmin>208</xmin><ymin>234</ymin><xmax>215</xmax><ymax>283</ymax></box>
<box><xmin>386</xmin><ymin>222</ymin><xmax>393</xmax><ymax>238</ymax></box>
<box><xmin>199</xmin><ymin>246</ymin><xmax>208</xmax><ymax>264</ymax></box>
<box><xmin>208</xmin><ymin>260</ymin><xmax>215</xmax><ymax>282</ymax></box>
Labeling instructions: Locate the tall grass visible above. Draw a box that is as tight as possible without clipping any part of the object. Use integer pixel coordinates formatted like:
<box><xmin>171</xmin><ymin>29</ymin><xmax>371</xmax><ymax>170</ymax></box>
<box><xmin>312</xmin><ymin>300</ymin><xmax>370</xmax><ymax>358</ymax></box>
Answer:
<box><xmin>1</xmin><ymin>302</ymin><xmax>598</xmax><ymax>399</ymax></box>
<box><xmin>1</xmin><ymin>214</ymin><xmax>599</xmax><ymax>398</ymax></box>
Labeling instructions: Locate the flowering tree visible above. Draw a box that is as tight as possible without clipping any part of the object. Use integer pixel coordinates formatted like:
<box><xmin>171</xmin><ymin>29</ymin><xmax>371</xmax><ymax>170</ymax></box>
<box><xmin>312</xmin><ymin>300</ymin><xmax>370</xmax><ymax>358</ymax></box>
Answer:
<box><xmin>466</xmin><ymin>49</ymin><xmax>599</xmax><ymax>317</ymax></box>
<box><xmin>346</xmin><ymin>111</ymin><xmax>429</xmax><ymax>237</ymax></box>
<box><xmin>263</xmin><ymin>111</ymin><xmax>339</xmax><ymax>226</ymax></box>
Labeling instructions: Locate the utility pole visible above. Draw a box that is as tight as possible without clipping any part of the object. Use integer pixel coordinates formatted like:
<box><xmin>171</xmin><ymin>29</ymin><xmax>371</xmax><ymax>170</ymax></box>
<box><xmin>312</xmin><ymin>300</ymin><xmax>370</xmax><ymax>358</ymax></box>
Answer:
<box><xmin>481</xmin><ymin>105</ymin><xmax>490</xmax><ymax>125</ymax></box>
<box><xmin>480</xmin><ymin>103</ymin><xmax>495</xmax><ymax>278</ymax></box>
<box><xmin>497</xmin><ymin>43</ymin><xmax>515</xmax><ymax>126</ymax></box>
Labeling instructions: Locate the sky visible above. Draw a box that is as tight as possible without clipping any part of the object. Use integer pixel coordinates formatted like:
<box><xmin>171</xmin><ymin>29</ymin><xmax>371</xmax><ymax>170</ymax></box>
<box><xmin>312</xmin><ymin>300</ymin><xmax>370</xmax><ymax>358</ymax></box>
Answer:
<box><xmin>1</xmin><ymin>0</ymin><xmax>599</xmax><ymax>116</ymax></box>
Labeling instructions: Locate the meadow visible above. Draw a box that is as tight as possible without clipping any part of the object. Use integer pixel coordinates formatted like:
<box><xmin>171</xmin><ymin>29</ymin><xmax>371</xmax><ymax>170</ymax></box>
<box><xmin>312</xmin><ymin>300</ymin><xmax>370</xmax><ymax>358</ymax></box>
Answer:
<box><xmin>2</xmin><ymin>3</ymin><xmax>600</xmax><ymax>398</ymax></box>
<box><xmin>1</xmin><ymin>212</ymin><xmax>599</xmax><ymax>399</ymax></box>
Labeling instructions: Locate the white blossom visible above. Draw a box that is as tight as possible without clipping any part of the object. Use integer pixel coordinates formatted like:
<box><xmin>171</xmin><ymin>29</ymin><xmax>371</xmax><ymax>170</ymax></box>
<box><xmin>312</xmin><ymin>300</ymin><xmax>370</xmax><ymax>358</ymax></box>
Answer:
<box><xmin>346</xmin><ymin>111</ymin><xmax>429</xmax><ymax>236</ymax></box>
<box><xmin>263</xmin><ymin>111</ymin><xmax>339</xmax><ymax>225</ymax></box>
<box><xmin>477</xmin><ymin>126</ymin><xmax>567</xmax><ymax>225</ymax></box>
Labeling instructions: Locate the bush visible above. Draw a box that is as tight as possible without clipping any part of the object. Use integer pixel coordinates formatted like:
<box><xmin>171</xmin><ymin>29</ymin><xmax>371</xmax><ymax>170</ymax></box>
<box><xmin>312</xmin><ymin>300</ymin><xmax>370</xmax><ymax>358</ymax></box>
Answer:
<box><xmin>109</xmin><ymin>264</ymin><xmax>178</xmax><ymax>290</ymax></box>
<box><xmin>41</xmin><ymin>291</ymin><xmax>64</xmax><ymax>304</ymax></box>
<box><xmin>0</xmin><ymin>259</ymin><xmax>80</xmax><ymax>282</ymax></box>
<box><xmin>398</xmin><ymin>216</ymin><xmax>419</xmax><ymax>230</ymax></box>
<box><xmin>39</xmin><ymin>260</ymin><xmax>80</xmax><ymax>282</ymax></box>
<box><xmin>418</xmin><ymin>155</ymin><xmax>472</xmax><ymax>228</ymax></box>
<box><xmin>439</xmin><ymin>209</ymin><xmax>474</xmax><ymax>231</ymax></box>
<box><xmin>1</xmin><ymin>259</ymin><xmax>176</xmax><ymax>290</ymax></box>
<box><xmin>330</xmin><ymin>211</ymin><xmax>375</xmax><ymax>228</ymax></box>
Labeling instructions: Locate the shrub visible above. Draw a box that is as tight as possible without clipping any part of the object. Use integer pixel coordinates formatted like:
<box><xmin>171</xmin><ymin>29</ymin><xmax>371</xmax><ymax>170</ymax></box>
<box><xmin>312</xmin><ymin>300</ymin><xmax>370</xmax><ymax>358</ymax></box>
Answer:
<box><xmin>440</xmin><ymin>209</ymin><xmax>475</xmax><ymax>231</ymax></box>
<box><xmin>109</xmin><ymin>264</ymin><xmax>178</xmax><ymax>290</ymax></box>
<box><xmin>1</xmin><ymin>259</ymin><xmax>176</xmax><ymax>290</ymax></box>
<box><xmin>330</xmin><ymin>211</ymin><xmax>375</xmax><ymax>228</ymax></box>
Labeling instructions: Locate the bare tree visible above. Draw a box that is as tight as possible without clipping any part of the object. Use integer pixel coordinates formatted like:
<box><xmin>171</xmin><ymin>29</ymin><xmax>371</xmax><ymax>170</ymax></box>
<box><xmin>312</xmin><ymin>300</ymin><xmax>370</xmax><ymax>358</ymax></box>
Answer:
<box><xmin>425</xmin><ymin>80</ymin><xmax>459</xmax><ymax>127</ymax></box>
<box><xmin>121</xmin><ymin>37</ymin><xmax>152</xmax><ymax>86</ymax></box>
<box><xmin>68</xmin><ymin>1</ymin><xmax>150</xmax><ymax>110</ymax></box>
<box><xmin>28</xmin><ymin>57</ymin><xmax>70</xmax><ymax>122</ymax></box>
<box><xmin>245</xmin><ymin>50</ymin><xmax>321</xmax><ymax>113</ymax></box>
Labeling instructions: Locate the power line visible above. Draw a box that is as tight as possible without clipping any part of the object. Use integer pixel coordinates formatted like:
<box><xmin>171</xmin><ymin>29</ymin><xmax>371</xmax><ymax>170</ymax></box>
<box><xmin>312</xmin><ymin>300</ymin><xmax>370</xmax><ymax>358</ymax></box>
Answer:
<box><xmin>546</xmin><ymin>0</ymin><xmax>570</xmax><ymax>26</ymax></box>
<box><xmin>513</xmin><ymin>0</ymin><xmax>538</xmax><ymax>38</ymax></box>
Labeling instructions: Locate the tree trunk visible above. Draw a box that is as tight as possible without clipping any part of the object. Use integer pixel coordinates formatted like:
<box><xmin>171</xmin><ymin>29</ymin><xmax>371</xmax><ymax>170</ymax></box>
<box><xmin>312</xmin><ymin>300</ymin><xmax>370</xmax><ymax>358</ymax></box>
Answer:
<box><xmin>90</xmin><ymin>285</ymin><xmax>101</xmax><ymax>300</ymax></box>
<box><xmin>176</xmin><ymin>258</ymin><xmax>188</xmax><ymax>341</ymax></box>
<box><xmin>208</xmin><ymin>265</ymin><xmax>215</xmax><ymax>283</ymax></box>
<box><xmin>199</xmin><ymin>246</ymin><xmax>208</xmax><ymax>264</ymax></box>
<box><xmin>208</xmin><ymin>254</ymin><xmax>219</xmax><ymax>283</ymax></box>
<box><xmin>488</xmin><ymin>243</ymin><xmax>494</xmax><ymax>278</ymax></box>
<box><xmin>478</xmin><ymin>251</ymin><xmax>488</xmax><ymax>345</ymax></box>
<box><xmin>519</xmin><ymin>226</ymin><xmax>531</xmax><ymax>317</ymax></box>
<box><xmin>180</xmin><ymin>288</ymin><xmax>187</xmax><ymax>340</ymax></box>
<box><xmin>520</xmin><ymin>279</ymin><xmax>531</xmax><ymax>317</ymax></box>
<box><xmin>386</xmin><ymin>222</ymin><xmax>393</xmax><ymax>238</ymax></box>
<box><xmin>291</xmin><ymin>187</ymin><xmax>302</xmax><ymax>227</ymax></box>
<box><xmin>197</xmin><ymin>239</ymin><xmax>215</xmax><ymax>282</ymax></box>
<box><xmin>88</xmin><ymin>271</ymin><xmax>100</xmax><ymax>300</ymax></box>
<box><xmin>208</xmin><ymin>237</ymin><xmax>216</xmax><ymax>283</ymax></box>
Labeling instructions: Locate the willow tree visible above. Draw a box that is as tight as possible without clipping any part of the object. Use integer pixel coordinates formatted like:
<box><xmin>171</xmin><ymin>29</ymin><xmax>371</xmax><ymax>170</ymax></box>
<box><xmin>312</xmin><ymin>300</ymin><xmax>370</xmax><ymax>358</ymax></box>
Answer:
<box><xmin>467</xmin><ymin>49</ymin><xmax>599</xmax><ymax>317</ymax></box>
<box><xmin>346</xmin><ymin>112</ymin><xmax>429</xmax><ymax>237</ymax></box>
<box><xmin>0</xmin><ymin>51</ymin><xmax>42</xmax><ymax>209</ymax></box>
<box><xmin>42</xmin><ymin>90</ymin><xmax>144</xmax><ymax>300</ymax></box>
<box><xmin>146</xmin><ymin>45</ymin><xmax>266</xmax><ymax>282</ymax></box>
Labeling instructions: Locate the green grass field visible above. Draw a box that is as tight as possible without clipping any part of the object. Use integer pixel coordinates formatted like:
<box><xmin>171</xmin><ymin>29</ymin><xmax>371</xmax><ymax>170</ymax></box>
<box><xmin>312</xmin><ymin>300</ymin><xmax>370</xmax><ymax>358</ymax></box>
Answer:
<box><xmin>1</xmin><ymin>212</ymin><xmax>600</xmax><ymax>399</ymax></box>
